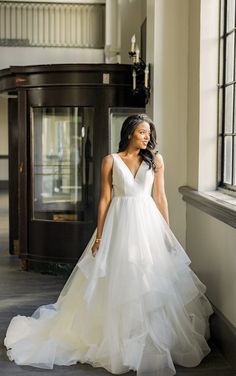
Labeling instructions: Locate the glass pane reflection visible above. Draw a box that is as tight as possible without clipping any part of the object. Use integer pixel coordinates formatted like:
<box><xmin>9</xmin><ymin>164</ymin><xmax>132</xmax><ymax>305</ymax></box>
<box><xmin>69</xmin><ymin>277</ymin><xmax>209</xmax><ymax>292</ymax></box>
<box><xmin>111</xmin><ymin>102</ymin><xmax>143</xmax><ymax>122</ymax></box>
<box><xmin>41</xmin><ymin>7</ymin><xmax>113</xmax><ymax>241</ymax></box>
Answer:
<box><xmin>223</xmin><ymin>136</ymin><xmax>232</xmax><ymax>184</ymax></box>
<box><xmin>31</xmin><ymin>107</ymin><xmax>94</xmax><ymax>222</ymax></box>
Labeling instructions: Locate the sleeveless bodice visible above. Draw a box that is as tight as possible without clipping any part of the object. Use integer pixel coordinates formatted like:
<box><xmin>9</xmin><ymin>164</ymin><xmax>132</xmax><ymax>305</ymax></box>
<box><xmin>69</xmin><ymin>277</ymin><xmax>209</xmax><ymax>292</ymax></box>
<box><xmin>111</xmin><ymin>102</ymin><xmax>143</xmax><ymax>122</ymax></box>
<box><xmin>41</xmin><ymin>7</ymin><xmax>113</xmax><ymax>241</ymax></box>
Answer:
<box><xmin>112</xmin><ymin>153</ymin><xmax>154</xmax><ymax>197</ymax></box>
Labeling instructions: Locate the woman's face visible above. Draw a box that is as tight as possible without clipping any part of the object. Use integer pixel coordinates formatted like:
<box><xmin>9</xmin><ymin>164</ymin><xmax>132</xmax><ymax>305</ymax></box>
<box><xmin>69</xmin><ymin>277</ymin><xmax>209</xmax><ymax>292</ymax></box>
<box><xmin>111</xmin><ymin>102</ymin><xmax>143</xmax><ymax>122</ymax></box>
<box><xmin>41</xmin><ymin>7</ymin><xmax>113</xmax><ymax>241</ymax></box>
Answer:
<box><xmin>130</xmin><ymin>121</ymin><xmax>151</xmax><ymax>149</ymax></box>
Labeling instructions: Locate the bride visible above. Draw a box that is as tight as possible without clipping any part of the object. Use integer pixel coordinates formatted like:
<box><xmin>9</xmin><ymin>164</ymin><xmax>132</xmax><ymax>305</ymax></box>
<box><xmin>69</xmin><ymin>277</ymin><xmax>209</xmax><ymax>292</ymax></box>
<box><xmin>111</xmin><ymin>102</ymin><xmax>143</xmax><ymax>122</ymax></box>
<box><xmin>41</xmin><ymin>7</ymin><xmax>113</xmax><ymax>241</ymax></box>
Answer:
<box><xmin>5</xmin><ymin>114</ymin><xmax>213</xmax><ymax>376</ymax></box>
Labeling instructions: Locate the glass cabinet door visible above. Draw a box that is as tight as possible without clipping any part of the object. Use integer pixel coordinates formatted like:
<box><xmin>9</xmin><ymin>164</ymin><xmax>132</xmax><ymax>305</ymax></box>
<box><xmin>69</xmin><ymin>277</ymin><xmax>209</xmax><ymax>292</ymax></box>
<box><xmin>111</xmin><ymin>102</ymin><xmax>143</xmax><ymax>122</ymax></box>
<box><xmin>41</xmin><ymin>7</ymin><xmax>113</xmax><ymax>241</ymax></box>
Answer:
<box><xmin>31</xmin><ymin>107</ymin><xmax>94</xmax><ymax>222</ymax></box>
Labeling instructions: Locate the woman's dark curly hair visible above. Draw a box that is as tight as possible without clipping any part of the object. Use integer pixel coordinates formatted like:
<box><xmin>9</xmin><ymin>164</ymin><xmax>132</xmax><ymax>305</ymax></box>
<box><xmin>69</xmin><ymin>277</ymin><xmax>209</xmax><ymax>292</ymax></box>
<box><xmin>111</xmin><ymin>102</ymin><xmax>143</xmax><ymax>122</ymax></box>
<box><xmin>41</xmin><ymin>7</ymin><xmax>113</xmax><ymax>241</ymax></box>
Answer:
<box><xmin>118</xmin><ymin>114</ymin><xmax>159</xmax><ymax>171</ymax></box>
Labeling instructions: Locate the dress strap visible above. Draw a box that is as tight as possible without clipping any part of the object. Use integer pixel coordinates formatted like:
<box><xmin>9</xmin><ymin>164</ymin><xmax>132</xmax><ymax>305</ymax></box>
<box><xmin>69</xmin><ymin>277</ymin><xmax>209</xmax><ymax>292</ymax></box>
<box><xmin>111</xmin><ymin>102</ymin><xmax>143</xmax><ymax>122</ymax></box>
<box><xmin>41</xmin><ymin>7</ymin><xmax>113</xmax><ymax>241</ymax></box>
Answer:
<box><xmin>111</xmin><ymin>153</ymin><xmax>117</xmax><ymax>161</ymax></box>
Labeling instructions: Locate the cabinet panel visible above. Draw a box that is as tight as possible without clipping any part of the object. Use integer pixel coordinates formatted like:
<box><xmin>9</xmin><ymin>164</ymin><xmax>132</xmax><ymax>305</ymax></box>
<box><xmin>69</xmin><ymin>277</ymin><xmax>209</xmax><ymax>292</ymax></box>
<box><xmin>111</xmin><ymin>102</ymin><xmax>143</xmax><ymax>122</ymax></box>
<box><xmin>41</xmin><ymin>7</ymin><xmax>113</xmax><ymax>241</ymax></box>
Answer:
<box><xmin>31</xmin><ymin>107</ymin><xmax>94</xmax><ymax>223</ymax></box>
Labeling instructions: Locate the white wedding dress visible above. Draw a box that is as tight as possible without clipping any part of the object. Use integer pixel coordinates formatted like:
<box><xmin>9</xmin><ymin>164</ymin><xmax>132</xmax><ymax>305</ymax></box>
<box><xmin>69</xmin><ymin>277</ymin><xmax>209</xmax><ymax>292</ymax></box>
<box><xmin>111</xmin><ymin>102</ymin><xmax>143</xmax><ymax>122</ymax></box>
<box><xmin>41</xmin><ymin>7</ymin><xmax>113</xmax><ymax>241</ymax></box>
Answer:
<box><xmin>4</xmin><ymin>153</ymin><xmax>213</xmax><ymax>376</ymax></box>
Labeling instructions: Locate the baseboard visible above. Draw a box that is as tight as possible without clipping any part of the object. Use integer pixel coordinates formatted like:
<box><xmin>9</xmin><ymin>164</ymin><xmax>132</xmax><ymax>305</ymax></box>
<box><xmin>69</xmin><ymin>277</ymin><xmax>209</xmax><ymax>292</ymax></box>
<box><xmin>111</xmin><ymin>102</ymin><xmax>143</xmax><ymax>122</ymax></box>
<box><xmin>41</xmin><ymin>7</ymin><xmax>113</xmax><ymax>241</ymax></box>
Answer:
<box><xmin>0</xmin><ymin>180</ymin><xmax>8</xmax><ymax>189</ymax></box>
<box><xmin>210</xmin><ymin>305</ymin><xmax>236</xmax><ymax>369</ymax></box>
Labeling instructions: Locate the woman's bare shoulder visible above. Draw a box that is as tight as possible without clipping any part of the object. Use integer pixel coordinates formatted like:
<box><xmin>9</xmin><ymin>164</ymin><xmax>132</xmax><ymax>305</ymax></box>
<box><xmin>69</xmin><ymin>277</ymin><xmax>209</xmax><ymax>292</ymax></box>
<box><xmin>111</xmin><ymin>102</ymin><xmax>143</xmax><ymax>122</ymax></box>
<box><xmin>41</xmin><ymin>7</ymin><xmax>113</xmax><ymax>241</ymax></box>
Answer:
<box><xmin>102</xmin><ymin>154</ymin><xmax>114</xmax><ymax>162</ymax></box>
<box><xmin>154</xmin><ymin>152</ymin><xmax>164</xmax><ymax>170</ymax></box>
<box><xmin>101</xmin><ymin>154</ymin><xmax>114</xmax><ymax>169</ymax></box>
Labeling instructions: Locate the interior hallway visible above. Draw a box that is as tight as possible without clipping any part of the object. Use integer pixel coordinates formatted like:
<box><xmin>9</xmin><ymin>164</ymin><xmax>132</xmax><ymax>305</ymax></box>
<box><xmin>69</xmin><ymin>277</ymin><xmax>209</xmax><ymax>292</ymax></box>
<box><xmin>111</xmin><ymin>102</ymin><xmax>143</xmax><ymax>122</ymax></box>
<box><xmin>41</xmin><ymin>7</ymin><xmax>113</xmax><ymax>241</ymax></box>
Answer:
<box><xmin>0</xmin><ymin>191</ymin><xmax>235</xmax><ymax>376</ymax></box>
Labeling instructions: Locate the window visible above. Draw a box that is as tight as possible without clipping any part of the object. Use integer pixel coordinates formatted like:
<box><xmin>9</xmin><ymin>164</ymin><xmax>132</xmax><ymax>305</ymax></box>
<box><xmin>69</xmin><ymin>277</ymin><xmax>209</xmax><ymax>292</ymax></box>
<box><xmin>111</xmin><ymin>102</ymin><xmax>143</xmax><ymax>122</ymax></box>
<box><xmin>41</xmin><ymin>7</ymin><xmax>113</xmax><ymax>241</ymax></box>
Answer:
<box><xmin>218</xmin><ymin>0</ymin><xmax>236</xmax><ymax>193</ymax></box>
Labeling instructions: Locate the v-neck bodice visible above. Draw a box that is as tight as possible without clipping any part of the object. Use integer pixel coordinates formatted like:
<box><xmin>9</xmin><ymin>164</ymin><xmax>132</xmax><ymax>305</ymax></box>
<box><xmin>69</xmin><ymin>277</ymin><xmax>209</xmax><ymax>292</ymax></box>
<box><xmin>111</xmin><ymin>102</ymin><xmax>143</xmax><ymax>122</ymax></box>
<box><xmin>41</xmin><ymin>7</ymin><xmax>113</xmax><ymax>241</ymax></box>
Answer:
<box><xmin>112</xmin><ymin>153</ymin><xmax>154</xmax><ymax>197</ymax></box>
<box><xmin>116</xmin><ymin>153</ymin><xmax>144</xmax><ymax>179</ymax></box>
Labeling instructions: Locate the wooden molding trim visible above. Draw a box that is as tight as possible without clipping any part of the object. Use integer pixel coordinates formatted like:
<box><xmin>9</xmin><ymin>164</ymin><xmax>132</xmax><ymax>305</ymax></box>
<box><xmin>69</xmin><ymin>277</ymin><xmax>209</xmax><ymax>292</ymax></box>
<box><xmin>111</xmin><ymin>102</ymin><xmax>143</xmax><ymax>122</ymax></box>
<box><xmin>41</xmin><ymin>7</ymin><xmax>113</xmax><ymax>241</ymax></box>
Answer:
<box><xmin>178</xmin><ymin>186</ymin><xmax>236</xmax><ymax>228</ymax></box>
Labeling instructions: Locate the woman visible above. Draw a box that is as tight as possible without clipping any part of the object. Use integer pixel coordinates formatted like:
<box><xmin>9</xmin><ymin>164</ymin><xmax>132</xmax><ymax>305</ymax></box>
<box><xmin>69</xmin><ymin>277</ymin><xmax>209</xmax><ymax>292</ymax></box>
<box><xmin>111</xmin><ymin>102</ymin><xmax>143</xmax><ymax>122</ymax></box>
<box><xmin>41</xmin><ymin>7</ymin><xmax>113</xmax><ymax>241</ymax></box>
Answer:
<box><xmin>5</xmin><ymin>114</ymin><xmax>213</xmax><ymax>376</ymax></box>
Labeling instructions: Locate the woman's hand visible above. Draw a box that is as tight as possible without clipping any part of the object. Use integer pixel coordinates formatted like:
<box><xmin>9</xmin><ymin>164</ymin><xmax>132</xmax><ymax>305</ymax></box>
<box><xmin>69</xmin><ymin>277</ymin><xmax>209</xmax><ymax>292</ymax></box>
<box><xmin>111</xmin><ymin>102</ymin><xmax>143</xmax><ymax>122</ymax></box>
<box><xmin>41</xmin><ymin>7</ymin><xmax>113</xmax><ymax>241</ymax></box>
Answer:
<box><xmin>92</xmin><ymin>155</ymin><xmax>113</xmax><ymax>257</ymax></box>
<box><xmin>92</xmin><ymin>155</ymin><xmax>113</xmax><ymax>256</ymax></box>
<box><xmin>91</xmin><ymin>241</ymin><xmax>100</xmax><ymax>257</ymax></box>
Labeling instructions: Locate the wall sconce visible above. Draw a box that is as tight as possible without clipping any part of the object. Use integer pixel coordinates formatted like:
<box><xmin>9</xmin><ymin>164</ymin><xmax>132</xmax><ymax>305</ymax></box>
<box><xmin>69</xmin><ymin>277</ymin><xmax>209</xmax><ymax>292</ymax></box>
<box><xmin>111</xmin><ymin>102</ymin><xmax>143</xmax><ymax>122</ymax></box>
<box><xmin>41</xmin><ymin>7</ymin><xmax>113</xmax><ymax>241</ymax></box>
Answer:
<box><xmin>128</xmin><ymin>34</ymin><xmax>150</xmax><ymax>105</ymax></box>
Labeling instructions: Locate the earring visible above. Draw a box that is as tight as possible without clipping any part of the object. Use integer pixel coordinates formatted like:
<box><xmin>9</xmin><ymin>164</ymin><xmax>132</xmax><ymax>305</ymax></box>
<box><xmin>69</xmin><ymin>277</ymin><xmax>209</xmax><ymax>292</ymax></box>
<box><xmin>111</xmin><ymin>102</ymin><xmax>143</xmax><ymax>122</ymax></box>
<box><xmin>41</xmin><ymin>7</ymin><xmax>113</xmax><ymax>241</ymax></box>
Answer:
<box><xmin>128</xmin><ymin>135</ymin><xmax>131</xmax><ymax>139</ymax></box>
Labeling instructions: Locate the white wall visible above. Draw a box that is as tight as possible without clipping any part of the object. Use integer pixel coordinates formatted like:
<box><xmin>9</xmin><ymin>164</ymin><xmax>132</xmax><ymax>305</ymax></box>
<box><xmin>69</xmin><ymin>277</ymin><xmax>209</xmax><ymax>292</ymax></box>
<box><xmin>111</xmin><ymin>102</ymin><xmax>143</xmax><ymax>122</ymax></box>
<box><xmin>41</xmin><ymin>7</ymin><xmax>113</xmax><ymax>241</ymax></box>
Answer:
<box><xmin>187</xmin><ymin>0</ymin><xmax>219</xmax><ymax>191</ymax></box>
<box><xmin>187</xmin><ymin>0</ymin><xmax>200</xmax><ymax>189</ymax></box>
<box><xmin>146</xmin><ymin>0</ymin><xmax>188</xmax><ymax>247</ymax></box>
<box><xmin>198</xmin><ymin>0</ymin><xmax>219</xmax><ymax>191</ymax></box>
<box><xmin>119</xmin><ymin>0</ymin><xmax>146</xmax><ymax>64</ymax></box>
<box><xmin>187</xmin><ymin>205</ymin><xmax>236</xmax><ymax>326</ymax></box>
<box><xmin>0</xmin><ymin>47</ymin><xmax>104</xmax><ymax>70</ymax></box>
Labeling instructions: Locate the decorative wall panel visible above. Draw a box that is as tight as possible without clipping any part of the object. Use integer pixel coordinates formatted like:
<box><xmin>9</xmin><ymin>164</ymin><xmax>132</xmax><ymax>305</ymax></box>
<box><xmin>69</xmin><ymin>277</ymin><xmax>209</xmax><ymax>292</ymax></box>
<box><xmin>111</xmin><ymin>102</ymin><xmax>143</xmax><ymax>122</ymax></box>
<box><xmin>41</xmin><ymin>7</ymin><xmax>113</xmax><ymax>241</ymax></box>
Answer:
<box><xmin>0</xmin><ymin>1</ymin><xmax>105</xmax><ymax>48</ymax></box>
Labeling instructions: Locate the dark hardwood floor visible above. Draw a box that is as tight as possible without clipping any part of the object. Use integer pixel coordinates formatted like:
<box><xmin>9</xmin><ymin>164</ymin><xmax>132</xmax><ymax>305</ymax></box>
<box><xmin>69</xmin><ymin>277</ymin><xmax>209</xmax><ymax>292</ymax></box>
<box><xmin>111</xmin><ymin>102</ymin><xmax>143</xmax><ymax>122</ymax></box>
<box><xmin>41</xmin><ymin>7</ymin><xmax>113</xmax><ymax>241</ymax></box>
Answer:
<box><xmin>0</xmin><ymin>190</ymin><xmax>235</xmax><ymax>376</ymax></box>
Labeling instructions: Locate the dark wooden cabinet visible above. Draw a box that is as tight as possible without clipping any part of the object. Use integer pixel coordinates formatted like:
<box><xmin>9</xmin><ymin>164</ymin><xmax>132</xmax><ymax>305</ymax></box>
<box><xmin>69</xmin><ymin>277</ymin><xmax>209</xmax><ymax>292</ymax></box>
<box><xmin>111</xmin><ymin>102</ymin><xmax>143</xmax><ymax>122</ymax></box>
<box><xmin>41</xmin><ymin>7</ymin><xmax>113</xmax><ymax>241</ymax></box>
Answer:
<box><xmin>0</xmin><ymin>64</ymin><xmax>145</xmax><ymax>273</ymax></box>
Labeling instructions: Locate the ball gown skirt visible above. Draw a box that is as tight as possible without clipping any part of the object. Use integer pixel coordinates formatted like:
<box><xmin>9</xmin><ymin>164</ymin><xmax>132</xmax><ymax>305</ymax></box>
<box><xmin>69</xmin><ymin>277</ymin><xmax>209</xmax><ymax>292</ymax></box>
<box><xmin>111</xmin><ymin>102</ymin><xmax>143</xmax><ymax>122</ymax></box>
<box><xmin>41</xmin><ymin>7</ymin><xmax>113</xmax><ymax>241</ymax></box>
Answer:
<box><xmin>4</xmin><ymin>153</ymin><xmax>214</xmax><ymax>376</ymax></box>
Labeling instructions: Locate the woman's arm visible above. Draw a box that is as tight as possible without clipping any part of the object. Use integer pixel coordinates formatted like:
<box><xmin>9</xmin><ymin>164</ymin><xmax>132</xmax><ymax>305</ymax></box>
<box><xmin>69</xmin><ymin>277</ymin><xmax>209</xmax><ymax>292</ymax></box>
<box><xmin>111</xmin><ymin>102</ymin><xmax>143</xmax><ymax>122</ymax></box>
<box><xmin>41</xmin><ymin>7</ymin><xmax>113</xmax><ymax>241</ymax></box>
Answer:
<box><xmin>152</xmin><ymin>153</ymin><xmax>170</xmax><ymax>226</ymax></box>
<box><xmin>92</xmin><ymin>155</ymin><xmax>113</xmax><ymax>256</ymax></box>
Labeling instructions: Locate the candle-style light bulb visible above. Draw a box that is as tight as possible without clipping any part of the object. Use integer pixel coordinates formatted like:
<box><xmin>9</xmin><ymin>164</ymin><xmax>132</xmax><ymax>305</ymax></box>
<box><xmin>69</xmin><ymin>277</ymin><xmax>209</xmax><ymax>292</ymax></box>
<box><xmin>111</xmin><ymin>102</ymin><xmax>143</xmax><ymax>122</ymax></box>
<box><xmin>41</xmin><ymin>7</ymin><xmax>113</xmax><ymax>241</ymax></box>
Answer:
<box><xmin>131</xmin><ymin>34</ymin><xmax>136</xmax><ymax>53</ymax></box>
<box><xmin>144</xmin><ymin>64</ymin><xmax>149</xmax><ymax>88</ymax></box>
<box><xmin>135</xmin><ymin>46</ymin><xmax>140</xmax><ymax>63</ymax></box>
<box><xmin>132</xmin><ymin>70</ymin><xmax>136</xmax><ymax>90</ymax></box>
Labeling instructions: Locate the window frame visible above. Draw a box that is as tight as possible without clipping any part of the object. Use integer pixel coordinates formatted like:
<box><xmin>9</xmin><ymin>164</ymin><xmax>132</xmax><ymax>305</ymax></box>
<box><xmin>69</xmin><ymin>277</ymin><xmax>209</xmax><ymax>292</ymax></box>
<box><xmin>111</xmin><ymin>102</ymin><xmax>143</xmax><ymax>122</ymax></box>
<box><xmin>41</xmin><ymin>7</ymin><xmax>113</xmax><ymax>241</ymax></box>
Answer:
<box><xmin>217</xmin><ymin>0</ymin><xmax>236</xmax><ymax>193</ymax></box>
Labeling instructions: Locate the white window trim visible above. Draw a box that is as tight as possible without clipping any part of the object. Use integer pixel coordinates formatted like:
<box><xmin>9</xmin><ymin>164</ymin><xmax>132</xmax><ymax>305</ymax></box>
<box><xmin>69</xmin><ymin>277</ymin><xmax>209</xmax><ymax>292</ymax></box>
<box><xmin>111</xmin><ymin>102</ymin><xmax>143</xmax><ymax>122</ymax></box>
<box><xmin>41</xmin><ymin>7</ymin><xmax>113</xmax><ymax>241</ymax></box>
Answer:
<box><xmin>179</xmin><ymin>185</ymin><xmax>236</xmax><ymax>228</ymax></box>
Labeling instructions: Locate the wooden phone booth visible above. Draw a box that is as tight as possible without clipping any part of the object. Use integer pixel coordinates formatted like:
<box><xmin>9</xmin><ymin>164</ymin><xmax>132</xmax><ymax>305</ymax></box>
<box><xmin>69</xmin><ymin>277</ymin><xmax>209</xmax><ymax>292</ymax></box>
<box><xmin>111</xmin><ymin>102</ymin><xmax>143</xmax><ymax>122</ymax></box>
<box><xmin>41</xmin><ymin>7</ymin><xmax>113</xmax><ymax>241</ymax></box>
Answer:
<box><xmin>0</xmin><ymin>64</ymin><xmax>145</xmax><ymax>273</ymax></box>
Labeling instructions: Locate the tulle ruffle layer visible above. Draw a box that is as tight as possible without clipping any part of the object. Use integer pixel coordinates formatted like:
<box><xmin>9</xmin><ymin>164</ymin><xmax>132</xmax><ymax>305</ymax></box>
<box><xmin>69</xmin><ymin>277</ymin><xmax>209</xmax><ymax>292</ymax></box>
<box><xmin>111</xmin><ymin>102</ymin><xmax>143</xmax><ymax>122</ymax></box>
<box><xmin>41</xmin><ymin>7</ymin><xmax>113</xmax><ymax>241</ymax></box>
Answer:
<box><xmin>4</xmin><ymin>195</ymin><xmax>213</xmax><ymax>376</ymax></box>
